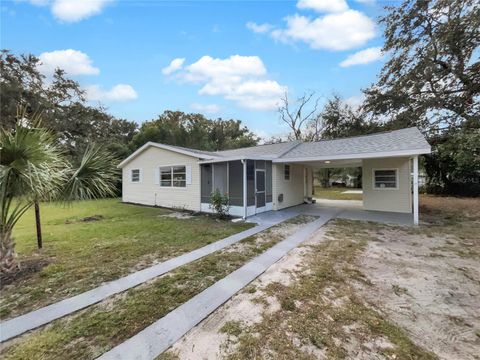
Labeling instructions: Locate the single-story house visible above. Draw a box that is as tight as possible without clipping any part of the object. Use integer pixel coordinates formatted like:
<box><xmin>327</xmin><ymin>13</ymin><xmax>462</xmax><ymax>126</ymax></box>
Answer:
<box><xmin>118</xmin><ymin>127</ymin><xmax>430</xmax><ymax>224</ymax></box>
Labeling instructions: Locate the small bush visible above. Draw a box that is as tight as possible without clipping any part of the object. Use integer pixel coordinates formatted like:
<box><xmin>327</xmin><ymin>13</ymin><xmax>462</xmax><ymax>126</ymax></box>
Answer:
<box><xmin>209</xmin><ymin>189</ymin><xmax>230</xmax><ymax>219</ymax></box>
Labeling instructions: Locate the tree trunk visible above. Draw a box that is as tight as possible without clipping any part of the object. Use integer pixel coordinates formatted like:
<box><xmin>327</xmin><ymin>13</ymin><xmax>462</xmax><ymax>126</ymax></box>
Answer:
<box><xmin>34</xmin><ymin>200</ymin><xmax>43</xmax><ymax>249</ymax></box>
<box><xmin>0</xmin><ymin>231</ymin><xmax>17</xmax><ymax>273</ymax></box>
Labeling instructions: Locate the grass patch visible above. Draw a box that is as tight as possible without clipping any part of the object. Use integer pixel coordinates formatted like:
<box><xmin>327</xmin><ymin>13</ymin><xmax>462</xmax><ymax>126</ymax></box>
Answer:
<box><xmin>0</xmin><ymin>199</ymin><xmax>252</xmax><ymax>319</ymax></box>
<box><xmin>220</xmin><ymin>320</ymin><xmax>245</xmax><ymax>337</ymax></box>
<box><xmin>1</xmin><ymin>215</ymin><xmax>315</xmax><ymax>360</ymax></box>
<box><xmin>314</xmin><ymin>186</ymin><xmax>362</xmax><ymax>201</ymax></box>
<box><xmin>404</xmin><ymin>195</ymin><xmax>480</xmax><ymax>259</ymax></box>
<box><xmin>227</xmin><ymin>219</ymin><xmax>437</xmax><ymax>360</ymax></box>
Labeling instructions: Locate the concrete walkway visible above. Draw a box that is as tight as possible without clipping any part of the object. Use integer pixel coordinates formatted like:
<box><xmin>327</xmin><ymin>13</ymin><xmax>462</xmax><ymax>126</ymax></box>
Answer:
<box><xmin>98</xmin><ymin>211</ymin><xmax>339</xmax><ymax>360</ymax></box>
<box><xmin>0</xmin><ymin>213</ymin><xmax>298</xmax><ymax>343</ymax></box>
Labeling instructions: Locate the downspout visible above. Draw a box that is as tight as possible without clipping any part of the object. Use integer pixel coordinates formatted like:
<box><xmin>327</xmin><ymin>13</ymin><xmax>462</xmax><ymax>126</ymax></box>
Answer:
<box><xmin>241</xmin><ymin>159</ymin><xmax>247</xmax><ymax>219</ymax></box>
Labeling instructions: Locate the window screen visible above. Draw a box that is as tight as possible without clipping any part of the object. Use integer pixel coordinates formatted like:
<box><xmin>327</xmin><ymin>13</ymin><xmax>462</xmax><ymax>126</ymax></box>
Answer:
<box><xmin>373</xmin><ymin>169</ymin><xmax>397</xmax><ymax>189</ymax></box>
<box><xmin>131</xmin><ymin>169</ymin><xmax>140</xmax><ymax>182</ymax></box>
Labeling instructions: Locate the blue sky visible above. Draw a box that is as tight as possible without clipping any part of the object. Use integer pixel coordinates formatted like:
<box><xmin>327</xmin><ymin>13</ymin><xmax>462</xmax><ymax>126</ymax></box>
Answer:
<box><xmin>1</xmin><ymin>0</ymin><xmax>388</xmax><ymax>138</ymax></box>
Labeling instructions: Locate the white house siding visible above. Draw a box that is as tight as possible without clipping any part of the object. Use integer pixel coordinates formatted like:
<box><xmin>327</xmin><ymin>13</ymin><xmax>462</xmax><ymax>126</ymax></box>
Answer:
<box><xmin>362</xmin><ymin>157</ymin><xmax>412</xmax><ymax>213</ymax></box>
<box><xmin>272</xmin><ymin>163</ymin><xmax>306</xmax><ymax>210</ymax></box>
<box><xmin>122</xmin><ymin>147</ymin><xmax>201</xmax><ymax>211</ymax></box>
<box><xmin>306</xmin><ymin>167</ymin><xmax>314</xmax><ymax>198</ymax></box>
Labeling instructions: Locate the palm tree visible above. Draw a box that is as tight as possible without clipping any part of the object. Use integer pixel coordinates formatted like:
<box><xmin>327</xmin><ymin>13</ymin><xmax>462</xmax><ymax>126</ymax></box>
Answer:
<box><xmin>0</xmin><ymin>110</ymin><xmax>118</xmax><ymax>273</ymax></box>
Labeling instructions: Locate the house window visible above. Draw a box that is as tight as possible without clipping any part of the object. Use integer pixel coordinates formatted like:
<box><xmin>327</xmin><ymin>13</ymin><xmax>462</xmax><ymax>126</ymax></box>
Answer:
<box><xmin>160</xmin><ymin>167</ymin><xmax>172</xmax><ymax>187</ymax></box>
<box><xmin>284</xmin><ymin>164</ymin><xmax>291</xmax><ymax>181</ymax></box>
<box><xmin>160</xmin><ymin>166</ymin><xmax>186</xmax><ymax>188</ymax></box>
<box><xmin>373</xmin><ymin>169</ymin><xmax>398</xmax><ymax>189</ymax></box>
<box><xmin>131</xmin><ymin>169</ymin><xmax>140</xmax><ymax>182</ymax></box>
<box><xmin>172</xmin><ymin>166</ymin><xmax>186</xmax><ymax>187</ymax></box>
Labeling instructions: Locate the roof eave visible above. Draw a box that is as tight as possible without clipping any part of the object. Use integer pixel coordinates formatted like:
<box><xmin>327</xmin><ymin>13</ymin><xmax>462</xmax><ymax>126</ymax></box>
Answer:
<box><xmin>117</xmin><ymin>142</ymin><xmax>219</xmax><ymax>168</ymax></box>
<box><xmin>273</xmin><ymin>147</ymin><xmax>431</xmax><ymax>163</ymax></box>
<box><xmin>198</xmin><ymin>155</ymin><xmax>276</xmax><ymax>164</ymax></box>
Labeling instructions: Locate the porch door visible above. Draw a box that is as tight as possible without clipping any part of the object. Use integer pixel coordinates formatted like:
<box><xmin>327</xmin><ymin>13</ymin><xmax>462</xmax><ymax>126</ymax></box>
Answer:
<box><xmin>255</xmin><ymin>169</ymin><xmax>266</xmax><ymax>212</ymax></box>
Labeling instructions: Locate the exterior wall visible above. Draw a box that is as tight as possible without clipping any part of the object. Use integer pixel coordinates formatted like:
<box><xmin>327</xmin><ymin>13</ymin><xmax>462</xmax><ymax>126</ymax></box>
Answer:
<box><xmin>306</xmin><ymin>167</ymin><xmax>314</xmax><ymax>198</ymax></box>
<box><xmin>122</xmin><ymin>147</ymin><xmax>201</xmax><ymax>211</ymax></box>
<box><xmin>272</xmin><ymin>163</ymin><xmax>306</xmax><ymax>210</ymax></box>
<box><xmin>362</xmin><ymin>157</ymin><xmax>412</xmax><ymax>213</ymax></box>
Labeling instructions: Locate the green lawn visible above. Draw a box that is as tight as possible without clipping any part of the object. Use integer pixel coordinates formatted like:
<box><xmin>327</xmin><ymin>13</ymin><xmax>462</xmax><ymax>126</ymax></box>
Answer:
<box><xmin>314</xmin><ymin>186</ymin><xmax>363</xmax><ymax>201</ymax></box>
<box><xmin>0</xmin><ymin>199</ymin><xmax>252</xmax><ymax>319</ymax></box>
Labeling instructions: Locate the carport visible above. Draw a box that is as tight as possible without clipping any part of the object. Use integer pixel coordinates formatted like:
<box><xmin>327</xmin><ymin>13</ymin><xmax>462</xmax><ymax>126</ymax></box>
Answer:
<box><xmin>273</xmin><ymin>129</ymin><xmax>431</xmax><ymax>225</ymax></box>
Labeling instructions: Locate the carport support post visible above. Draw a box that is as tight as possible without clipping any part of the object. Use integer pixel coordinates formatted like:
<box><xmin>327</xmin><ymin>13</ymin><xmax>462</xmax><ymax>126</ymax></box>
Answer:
<box><xmin>413</xmin><ymin>155</ymin><xmax>419</xmax><ymax>225</ymax></box>
<box><xmin>242</xmin><ymin>159</ymin><xmax>247</xmax><ymax>219</ymax></box>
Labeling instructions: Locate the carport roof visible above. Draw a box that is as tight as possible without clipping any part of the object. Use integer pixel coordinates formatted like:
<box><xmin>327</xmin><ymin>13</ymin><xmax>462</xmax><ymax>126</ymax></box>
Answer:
<box><xmin>276</xmin><ymin>127</ymin><xmax>431</xmax><ymax>162</ymax></box>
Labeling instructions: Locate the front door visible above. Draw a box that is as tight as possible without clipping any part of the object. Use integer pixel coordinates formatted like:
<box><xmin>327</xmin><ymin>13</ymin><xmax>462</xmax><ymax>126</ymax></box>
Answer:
<box><xmin>255</xmin><ymin>170</ymin><xmax>266</xmax><ymax>212</ymax></box>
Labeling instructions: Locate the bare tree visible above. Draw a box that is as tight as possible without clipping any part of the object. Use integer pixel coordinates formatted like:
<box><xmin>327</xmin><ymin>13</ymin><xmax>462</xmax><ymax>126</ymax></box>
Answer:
<box><xmin>278</xmin><ymin>91</ymin><xmax>321</xmax><ymax>140</ymax></box>
<box><xmin>305</xmin><ymin>112</ymin><xmax>325</xmax><ymax>142</ymax></box>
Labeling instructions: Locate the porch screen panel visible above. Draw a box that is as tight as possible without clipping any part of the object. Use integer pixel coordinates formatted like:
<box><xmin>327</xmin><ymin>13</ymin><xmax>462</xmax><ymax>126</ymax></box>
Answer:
<box><xmin>255</xmin><ymin>160</ymin><xmax>265</xmax><ymax>170</ymax></box>
<box><xmin>213</xmin><ymin>162</ymin><xmax>228</xmax><ymax>194</ymax></box>
<box><xmin>266</xmin><ymin>161</ymin><xmax>272</xmax><ymax>203</ymax></box>
<box><xmin>201</xmin><ymin>164</ymin><xmax>212</xmax><ymax>203</ymax></box>
<box><xmin>247</xmin><ymin>160</ymin><xmax>255</xmax><ymax>206</ymax></box>
<box><xmin>228</xmin><ymin>160</ymin><xmax>244</xmax><ymax>206</ymax></box>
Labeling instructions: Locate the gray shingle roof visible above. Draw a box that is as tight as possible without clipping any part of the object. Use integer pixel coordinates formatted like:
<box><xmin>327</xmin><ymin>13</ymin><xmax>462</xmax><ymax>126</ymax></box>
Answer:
<box><xmin>279</xmin><ymin>127</ymin><xmax>430</xmax><ymax>160</ymax></box>
<box><xmin>215</xmin><ymin>140</ymin><xmax>302</xmax><ymax>158</ymax></box>
<box><xmin>165</xmin><ymin>144</ymin><xmax>220</xmax><ymax>158</ymax></box>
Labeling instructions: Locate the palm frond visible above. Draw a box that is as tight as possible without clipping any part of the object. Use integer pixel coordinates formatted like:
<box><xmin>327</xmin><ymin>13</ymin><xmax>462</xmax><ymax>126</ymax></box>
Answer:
<box><xmin>62</xmin><ymin>145</ymin><xmax>119</xmax><ymax>201</ymax></box>
<box><xmin>1</xmin><ymin>115</ymin><xmax>68</xmax><ymax>234</ymax></box>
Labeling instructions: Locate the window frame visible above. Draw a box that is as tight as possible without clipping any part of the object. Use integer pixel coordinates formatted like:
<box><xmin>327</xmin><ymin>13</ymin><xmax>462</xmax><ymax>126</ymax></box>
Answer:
<box><xmin>372</xmin><ymin>168</ymin><xmax>399</xmax><ymax>190</ymax></box>
<box><xmin>159</xmin><ymin>165</ymin><xmax>187</xmax><ymax>188</ymax></box>
<box><xmin>284</xmin><ymin>164</ymin><xmax>291</xmax><ymax>182</ymax></box>
<box><xmin>131</xmin><ymin>169</ymin><xmax>141</xmax><ymax>183</ymax></box>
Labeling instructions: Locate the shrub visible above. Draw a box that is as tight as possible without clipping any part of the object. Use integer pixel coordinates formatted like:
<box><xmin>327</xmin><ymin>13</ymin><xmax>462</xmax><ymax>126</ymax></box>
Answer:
<box><xmin>209</xmin><ymin>189</ymin><xmax>230</xmax><ymax>219</ymax></box>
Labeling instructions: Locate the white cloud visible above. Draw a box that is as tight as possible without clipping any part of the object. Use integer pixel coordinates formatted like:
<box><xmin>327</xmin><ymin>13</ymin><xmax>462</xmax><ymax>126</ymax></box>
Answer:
<box><xmin>297</xmin><ymin>0</ymin><xmax>348</xmax><ymax>13</ymax></box>
<box><xmin>38</xmin><ymin>49</ymin><xmax>100</xmax><ymax>76</ymax></box>
<box><xmin>184</xmin><ymin>55</ymin><xmax>267</xmax><ymax>83</ymax></box>
<box><xmin>271</xmin><ymin>10</ymin><xmax>375</xmax><ymax>51</ymax></box>
<box><xmin>248</xmin><ymin>0</ymin><xmax>376</xmax><ymax>52</ymax></box>
<box><xmin>162</xmin><ymin>58</ymin><xmax>185</xmax><ymax>75</ymax></box>
<box><xmin>246</xmin><ymin>21</ymin><xmax>274</xmax><ymax>34</ymax></box>
<box><xmin>51</xmin><ymin>0</ymin><xmax>112</xmax><ymax>22</ymax></box>
<box><xmin>174</xmin><ymin>55</ymin><xmax>286</xmax><ymax>111</ymax></box>
<box><xmin>85</xmin><ymin>84</ymin><xmax>138</xmax><ymax>102</ymax></box>
<box><xmin>190</xmin><ymin>103</ymin><xmax>221</xmax><ymax>114</ymax></box>
<box><xmin>28</xmin><ymin>0</ymin><xmax>112</xmax><ymax>22</ymax></box>
<box><xmin>339</xmin><ymin>46</ymin><xmax>383</xmax><ymax>67</ymax></box>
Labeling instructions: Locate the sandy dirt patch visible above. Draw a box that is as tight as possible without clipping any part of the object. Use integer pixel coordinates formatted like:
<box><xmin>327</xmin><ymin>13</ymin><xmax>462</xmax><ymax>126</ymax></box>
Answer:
<box><xmin>357</xmin><ymin>227</ymin><xmax>480</xmax><ymax>360</ymax></box>
<box><xmin>160</xmin><ymin>212</ymin><xmax>194</xmax><ymax>219</ymax></box>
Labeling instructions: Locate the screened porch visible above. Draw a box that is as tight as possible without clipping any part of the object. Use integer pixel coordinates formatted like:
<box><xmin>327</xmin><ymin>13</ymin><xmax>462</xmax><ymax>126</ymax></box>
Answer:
<box><xmin>200</xmin><ymin>159</ymin><xmax>273</xmax><ymax>217</ymax></box>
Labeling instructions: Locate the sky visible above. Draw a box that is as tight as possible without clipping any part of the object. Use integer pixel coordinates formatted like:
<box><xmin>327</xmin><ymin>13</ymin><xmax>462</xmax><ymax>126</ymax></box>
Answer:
<box><xmin>1</xmin><ymin>0</ymin><xmax>389</xmax><ymax>138</ymax></box>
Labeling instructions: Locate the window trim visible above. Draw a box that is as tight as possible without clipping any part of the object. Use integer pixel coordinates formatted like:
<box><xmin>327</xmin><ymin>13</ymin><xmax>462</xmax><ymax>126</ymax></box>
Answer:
<box><xmin>372</xmin><ymin>168</ymin><xmax>399</xmax><ymax>190</ymax></box>
<box><xmin>284</xmin><ymin>164</ymin><xmax>291</xmax><ymax>182</ymax></box>
<box><xmin>131</xmin><ymin>169</ymin><xmax>141</xmax><ymax>183</ymax></box>
<box><xmin>159</xmin><ymin>165</ymin><xmax>187</xmax><ymax>188</ymax></box>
